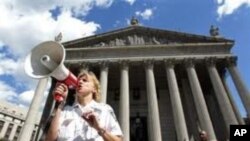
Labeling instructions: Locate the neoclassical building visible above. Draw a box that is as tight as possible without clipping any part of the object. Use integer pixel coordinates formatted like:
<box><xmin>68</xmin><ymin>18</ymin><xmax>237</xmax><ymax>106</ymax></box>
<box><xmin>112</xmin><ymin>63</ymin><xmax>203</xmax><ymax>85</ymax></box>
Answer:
<box><xmin>39</xmin><ymin>22</ymin><xmax>250</xmax><ymax>141</ymax></box>
<box><xmin>0</xmin><ymin>100</ymin><xmax>40</xmax><ymax>141</ymax></box>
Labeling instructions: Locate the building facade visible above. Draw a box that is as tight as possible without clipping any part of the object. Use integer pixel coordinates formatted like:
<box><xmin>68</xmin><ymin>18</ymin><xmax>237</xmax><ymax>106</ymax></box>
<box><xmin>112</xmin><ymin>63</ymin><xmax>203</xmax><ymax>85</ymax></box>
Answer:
<box><xmin>0</xmin><ymin>100</ymin><xmax>40</xmax><ymax>141</ymax></box>
<box><xmin>40</xmin><ymin>24</ymin><xmax>250</xmax><ymax>141</ymax></box>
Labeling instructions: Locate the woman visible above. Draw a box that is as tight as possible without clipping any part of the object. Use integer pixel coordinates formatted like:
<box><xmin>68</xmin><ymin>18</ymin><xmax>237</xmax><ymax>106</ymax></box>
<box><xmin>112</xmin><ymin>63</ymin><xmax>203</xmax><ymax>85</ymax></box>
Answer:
<box><xmin>45</xmin><ymin>70</ymin><xmax>123</xmax><ymax>141</ymax></box>
<box><xmin>199</xmin><ymin>130</ymin><xmax>208</xmax><ymax>141</ymax></box>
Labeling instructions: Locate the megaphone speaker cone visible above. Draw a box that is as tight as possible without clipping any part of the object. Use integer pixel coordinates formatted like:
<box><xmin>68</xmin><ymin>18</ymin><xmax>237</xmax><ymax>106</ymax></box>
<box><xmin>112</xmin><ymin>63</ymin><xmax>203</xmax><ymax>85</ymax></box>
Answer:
<box><xmin>24</xmin><ymin>40</ymin><xmax>78</xmax><ymax>102</ymax></box>
<box><xmin>24</xmin><ymin>41</ymin><xmax>65</xmax><ymax>78</ymax></box>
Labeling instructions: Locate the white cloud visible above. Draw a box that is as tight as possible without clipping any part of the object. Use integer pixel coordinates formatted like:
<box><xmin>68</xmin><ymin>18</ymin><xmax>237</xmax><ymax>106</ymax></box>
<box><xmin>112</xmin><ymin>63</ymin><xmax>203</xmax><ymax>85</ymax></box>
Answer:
<box><xmin>0</xmin><ymin>0</ymin><xmax>113</xmax><ymax>108</ymax></box>
<box><xmin>0</xmin><ymin>81</ymin><xmax>17</xmax><ymax>101</ymax></box>
<box><xmin>0</xmin><ymin>0</ymin><xmax>113</xmax><ymax>58</ymax></box>
<box><xmin>0</xmin><ymin>49</ymin><xmax>39</xmax><ymax>90</ymax></box>
<box><xmin>0</xmin><ymin>77</ymin><xmax>50</xmax><ymax>109</ymax></box>
<box><xmin>18</xmin><ymin>90</ymin><xmax>35</xmax><ymax>106</ymax></box>
<box><xmin>124</xmin><ymin>0</ymin><xmax>136</xmax><ymax>5</ymax></box>
<box><xmin>216</xmin><ymin>0</ymin><xmax>250</xmax><ymax>18</ymax></box>
<box><xmin>14</xmin><ymin>89</ymin><xmax>49</xmax><ymax>111</ymax></box>
<box><xmin>135</xmin><ymin>8</ymin><xmax>154</xmax><ymax>20</ymax></box>
<box><xmin>0</xmin><ymin>55</ymin><xmax>18</xmax><ymax>75</ymax></box>
<box><xmin>95</xmin><ymin>0</ymin><xmax>113</xmax><ymax>7</ymax></box>
<box><xmin>126</xmin><ymin>18</ymin><xmax>131</xmax><ymax>25</ymax></box>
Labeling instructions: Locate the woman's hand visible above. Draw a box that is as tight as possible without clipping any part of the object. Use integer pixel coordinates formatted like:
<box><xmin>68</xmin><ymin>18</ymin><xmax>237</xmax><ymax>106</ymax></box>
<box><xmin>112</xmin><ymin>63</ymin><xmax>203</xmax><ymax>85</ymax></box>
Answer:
<box><xmin>82</xmin><ymin>110</ymin><xmax>101</xmax><ymax>131</ymax></box>
<box><xmin>82</xmin><ymin>109</ymin><xmax>122</xmax><ymax>141</ymax></box>
<box><xmin>53</xmin><ymin>82</ymin><xmax>68</xmax><ymax>102</ymax></box>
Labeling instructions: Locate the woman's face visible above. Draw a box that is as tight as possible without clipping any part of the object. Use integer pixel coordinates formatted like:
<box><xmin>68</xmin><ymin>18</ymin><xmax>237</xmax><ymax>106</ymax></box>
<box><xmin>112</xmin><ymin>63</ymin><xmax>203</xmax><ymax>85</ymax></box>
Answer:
<box><xmin>76</xmin><ymin>73</ymin><xmax>95</xmax><ymax>97</ymax></box>
<box><xmin>199</xmin><ymin>131</ymin><xmax>207</xmax><ymax>141</ymax></box>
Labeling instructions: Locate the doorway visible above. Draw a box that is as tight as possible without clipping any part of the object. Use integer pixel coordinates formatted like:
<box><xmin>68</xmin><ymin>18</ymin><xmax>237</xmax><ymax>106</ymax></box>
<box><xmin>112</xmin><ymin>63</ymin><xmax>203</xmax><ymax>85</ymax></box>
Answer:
<box><xmin>130</xmin><ymin>115</ymin><xmax>148</xmax><ymax>141</ymax></box>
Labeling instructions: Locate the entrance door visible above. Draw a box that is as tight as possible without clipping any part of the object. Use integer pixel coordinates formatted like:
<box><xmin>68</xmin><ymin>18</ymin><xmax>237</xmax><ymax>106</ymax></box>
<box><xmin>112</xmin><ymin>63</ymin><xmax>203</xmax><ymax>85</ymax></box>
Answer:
<box><xmin>130</xmin><ymin>116</ymin><xmax>148</xmax><ymax>141</ymax></box>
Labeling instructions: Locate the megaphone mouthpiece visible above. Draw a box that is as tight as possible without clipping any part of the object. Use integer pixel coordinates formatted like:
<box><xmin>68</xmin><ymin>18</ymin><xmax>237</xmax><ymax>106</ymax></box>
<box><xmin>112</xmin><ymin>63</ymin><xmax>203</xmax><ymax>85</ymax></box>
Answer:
<box><xmin>40</xmin><ymin>55</ymin><xmax>59</xmax><ymax>71</ymax></box>
<box><xmin>41</xmin><ymin>55</ymin><xmax>50</xmax><ymax>62</ymax></box>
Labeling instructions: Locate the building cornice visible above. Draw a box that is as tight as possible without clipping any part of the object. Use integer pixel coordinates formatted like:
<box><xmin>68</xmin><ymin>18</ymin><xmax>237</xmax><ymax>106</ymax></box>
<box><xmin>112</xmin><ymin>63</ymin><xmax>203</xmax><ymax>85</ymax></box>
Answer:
<box><xmin>62</xmin><ymin>26</ymin><xmax>234</xmax><ymax>48</ymax></box>
<box><xmin>65</xmin><ymin>42</ymin><xmax>233</xmax><ymax>51</ymax></box>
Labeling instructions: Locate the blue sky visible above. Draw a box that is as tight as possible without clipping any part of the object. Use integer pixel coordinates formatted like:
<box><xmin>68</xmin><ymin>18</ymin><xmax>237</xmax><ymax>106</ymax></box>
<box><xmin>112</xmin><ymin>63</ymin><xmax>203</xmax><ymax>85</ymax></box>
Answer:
<box><xmin>0</xmin><ymin>0</ymin><xmax>249</xmax><ymax>116</ymax></box>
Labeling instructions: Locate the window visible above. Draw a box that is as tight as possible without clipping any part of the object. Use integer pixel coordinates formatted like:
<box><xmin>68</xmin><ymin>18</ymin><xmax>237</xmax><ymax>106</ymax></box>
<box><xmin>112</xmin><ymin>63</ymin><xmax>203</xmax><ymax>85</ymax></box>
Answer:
<box><xmin>30</xmin><ymin>130</ymin><xmax>36</xmax><ymax>141</ymax></box>
<box><xmin>132</xmin><ymin>87</ymin><xmax>141</xmax><ymax>100</ymax></box>
<box><xmin>4</xmin><ymin>123</ymin><xmax>14</xmax><ymax>139</ymax></box>
<box><xmin>113</xmin><ymin>88</ymin><xmax>120</xmax><ymax>101</ymax></box>
<box><xmin>0</xmin><ymin>120</ymin><xmax>5</xmax><ymax>132</ymax></box>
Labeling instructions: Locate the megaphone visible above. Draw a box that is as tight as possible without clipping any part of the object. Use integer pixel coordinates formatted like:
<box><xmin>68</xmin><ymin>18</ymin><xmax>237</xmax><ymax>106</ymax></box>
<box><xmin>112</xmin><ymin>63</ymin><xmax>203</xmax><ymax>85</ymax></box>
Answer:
<box><xmin>24</xmin><ymin>41</ymin><xmax>77</xmax><ymax>102</ymax></box>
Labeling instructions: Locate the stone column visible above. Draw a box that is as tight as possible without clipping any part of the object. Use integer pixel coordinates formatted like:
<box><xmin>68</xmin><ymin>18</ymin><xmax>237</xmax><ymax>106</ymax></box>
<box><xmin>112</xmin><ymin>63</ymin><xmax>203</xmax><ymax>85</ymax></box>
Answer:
<box><xmin>206</xmin><ymin>58</ymin><xmax>238</xmax><ymax>132</ymax></box>
<box><xmin>221</xmin><ymin>72</ymin><xmax>245</xmax><ymax>125</ymax></box>
<box><xmin>165</xmin><ymin>59</ymin><xmax>189</xmax><ymax>141</ymax></box>
<box><xmin>18</xmin><ymin>78</ymin><xmax>49</xmax><ymax>141</ymax></box>
<box><xmin>145</xmin><ymin>60</ymin><xmax>162</xmax><ymax>141</ymax></box>
<box><xmin>226</xmin><ymin>57</ymin><xmax>250</xmax><ymax>118</ymax></box>
<box><xmin>184</xmin><ymin>59</ymin><xmax>217</xmax><ymax>141</ymax></box>
<box><xmin>9</xmin><ymin>124</ymin><xmax>18</xmax><ymax>140</ymax></box>
<box><xmin>0</xmin><ymin>121</ymin><xmax>9</xmax><ymax>138</ymax></box>
<box><xmin>100</xmin><ymin>61</ymin><xmax>109</xmax><ymax>103</ymax></box>
<box><xmin>119</xmin><ymin>61</ymin><xmax>130</xmax><ymax>141</ymax></box>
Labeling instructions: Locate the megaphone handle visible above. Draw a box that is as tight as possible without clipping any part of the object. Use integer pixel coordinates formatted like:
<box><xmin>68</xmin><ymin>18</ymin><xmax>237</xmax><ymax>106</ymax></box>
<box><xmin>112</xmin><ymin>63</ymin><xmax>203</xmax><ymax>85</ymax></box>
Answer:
<box><xmin>54</xmin><ymin>93</ymin><xmax>64</xmax><ymax>102</ymax></box>
<box><xmin>53</xmin><ymin>82</ymin><xmax>67</xmax><ymax>102</ymax></box>
<box><xmin>54</xmin><ymin>96</ymin><xmax>66</xmax><ymax>110</ymax></box>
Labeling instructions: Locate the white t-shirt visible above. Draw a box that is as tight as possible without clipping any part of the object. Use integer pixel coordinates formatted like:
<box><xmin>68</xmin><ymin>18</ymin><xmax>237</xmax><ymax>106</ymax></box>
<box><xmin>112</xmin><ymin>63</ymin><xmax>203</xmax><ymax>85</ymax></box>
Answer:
<box><xmin>57</xmin><ymin>100</ymin><xmax>123</xmax><ymax>141</ymax></box>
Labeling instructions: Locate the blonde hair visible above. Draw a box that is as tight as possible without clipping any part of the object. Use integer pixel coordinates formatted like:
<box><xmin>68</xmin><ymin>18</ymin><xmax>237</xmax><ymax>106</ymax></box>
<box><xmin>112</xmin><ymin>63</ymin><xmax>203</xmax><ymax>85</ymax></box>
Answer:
<box><xmin>77</xmin><ymin>69</ymin><xmax>101</xmax><ymax>102</ymax></box>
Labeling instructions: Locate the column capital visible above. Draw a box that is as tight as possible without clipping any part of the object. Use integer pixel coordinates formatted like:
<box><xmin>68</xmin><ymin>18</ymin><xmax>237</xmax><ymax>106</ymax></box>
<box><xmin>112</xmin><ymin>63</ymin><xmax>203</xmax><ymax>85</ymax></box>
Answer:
<box><xmin>80</xmin><ymin>62</ymin><xmax>90</xmax><ymax>70</ymax></box>
<box><xmin>205</xmin><ymin>57</ymin><xmax>217</xmax><ymax>67</ymax></box>
<box><xmin>183</xmin><ymin>58</ymin><xmax>196</xmax><ymax>68</ymax></box>
<box><xmin>119</xmin><ymin>60</ymin><xmax>129</xmax><ymax>70</ymax></box>
<box><xmin>225</xmin><ymin>56</ymin><xmax>237</xmax><ymax>67</ymax></box>
<box><xmin>144</xmin><ymin>59</ymin><xmax>155</xmax><ymax>69</ymax></box>
<box><xmin>164</xmin><ymin>59</ymin><xmax>176</xmax><ymax>68</ymax></box>
<box><xmin>99</xmin><ymin>61</ymin><xmax>110</xmax><ymax>69</ymax></box>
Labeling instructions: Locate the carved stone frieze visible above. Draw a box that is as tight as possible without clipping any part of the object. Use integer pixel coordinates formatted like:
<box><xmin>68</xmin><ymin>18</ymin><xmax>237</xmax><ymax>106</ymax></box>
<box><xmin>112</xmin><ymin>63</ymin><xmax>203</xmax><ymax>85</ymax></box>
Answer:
<box><xmin>94</xmin><ymin>42</ymin><xmax>106</xmax><ymax>47</ymax></box>
<box><xmin>91</xmin><ymin>33</ymin><xmax>176</xmax><ymax>47</ymax></box>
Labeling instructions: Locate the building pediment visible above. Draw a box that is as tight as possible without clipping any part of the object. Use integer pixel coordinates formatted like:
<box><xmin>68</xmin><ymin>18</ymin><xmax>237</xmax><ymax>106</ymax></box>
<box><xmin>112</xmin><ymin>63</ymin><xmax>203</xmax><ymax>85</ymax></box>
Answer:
<box><xmin>63</xmin><ymin>26</ymin><xmax>234</xmax><ymax>48</ymax></box>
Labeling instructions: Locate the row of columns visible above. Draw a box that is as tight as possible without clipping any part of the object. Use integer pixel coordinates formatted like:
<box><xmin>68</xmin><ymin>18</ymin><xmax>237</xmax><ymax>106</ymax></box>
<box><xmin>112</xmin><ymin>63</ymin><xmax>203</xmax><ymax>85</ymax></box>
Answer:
<box><xmin>184</xmin><ymin>59</ymin><xmax>216</xmax><ymax>140</ymax></box>
<box><xmin>0</xmin><ymin>121</ymin><xmax>10</xmax><ymax>138</ymax></box>
<box><xmin>87</xmin><ymin>57</ymin><xmax>249</xmax><ymax>141</ymax></box>
<box><xmin>0</xmin><ymin>121</ymin><xmax>19</xmax><ymax>140</ymax></box>
<box><xmin>98</xmin><ymin>60</ymin><xmax>162</xmax><ymax>141</ymax></box>
<box><xmin>0</xmin><ymin>119</ymin><xmax>23</xmax><ymax>141</ymax></box>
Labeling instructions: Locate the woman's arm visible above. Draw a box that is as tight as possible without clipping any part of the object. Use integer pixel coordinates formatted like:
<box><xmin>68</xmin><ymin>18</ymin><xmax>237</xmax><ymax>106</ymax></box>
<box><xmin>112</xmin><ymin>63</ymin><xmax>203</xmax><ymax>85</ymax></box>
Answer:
<box><xmin>44</xmin><ymin>106</ymin><xmax>63</xmax><ymax>141</ymax></box>
<box><xmin>44</xmin><ymin>83</ymin><xmax>68</xmax><ymax>141</ymax></box>
<box><xmin>97</xmin><ymin>127</ymin><xmax>122</xmax><ymax>141</ymax></box>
